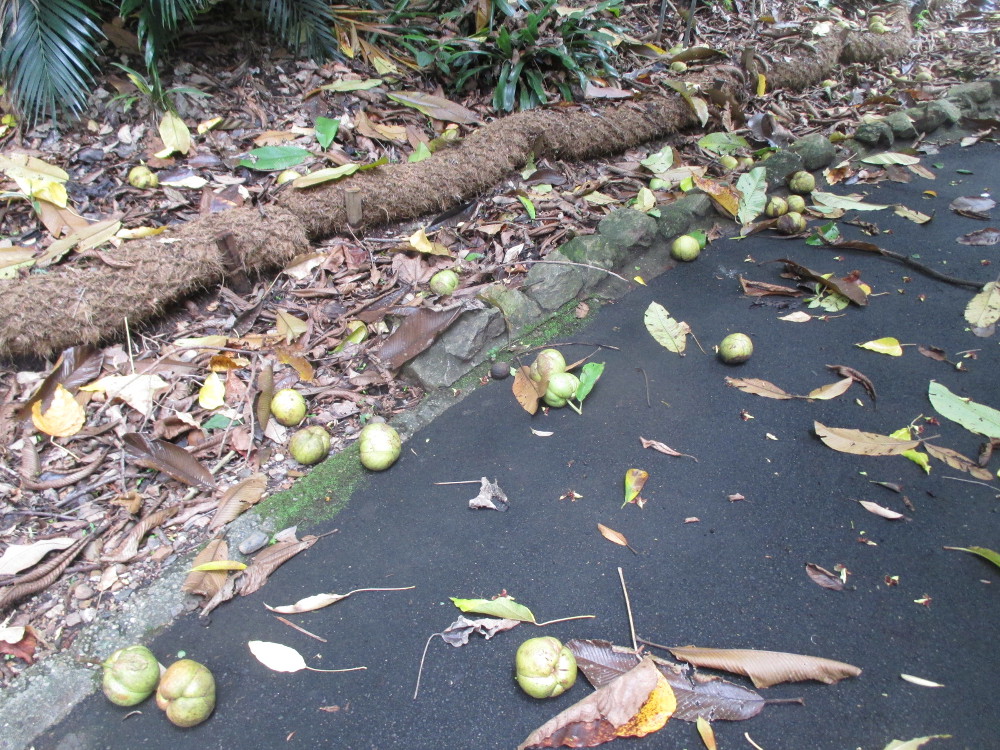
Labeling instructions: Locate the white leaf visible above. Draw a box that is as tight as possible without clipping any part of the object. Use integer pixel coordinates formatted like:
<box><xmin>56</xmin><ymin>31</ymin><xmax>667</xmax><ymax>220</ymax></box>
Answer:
<box><xmin>248</xmin><ymin>640</ymin><xmax>307</xmax><ymax>672</ymax></box>
<box><xmin>900</xmin><ymin>673</ymin><xmax>945</xmax><ymax>688</ymax></box>
<box><xmin>0</xmin><ymin>537</ymin><xmax>76</xmax><ymax>575</ymax></box>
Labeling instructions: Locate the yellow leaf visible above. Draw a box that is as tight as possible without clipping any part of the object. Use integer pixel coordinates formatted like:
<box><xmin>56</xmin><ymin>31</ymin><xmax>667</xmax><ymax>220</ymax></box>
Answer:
<box><xmin>634</xmin><ymin>276</ymin><xmax>646</xmax><ymax>286</ymax></box>
<box><xmin>407</xmin><ymin>227</ymin><xmax>452</xmax><ymax>256</ymax></box>
<box><xmin>116</xmin><ymin>225</ymin><xmax>168</xmax><ymax>239</ymax></box>
<box><xmin>857</xmin><ymin>337</ymin><xmax>903</xmax><ymax>356</ymax></box>
<box><xmin>614</xmin><ymin>671</ymin><xmax>676</xmax><ymax>737</ymax></box>
<box><xmin>275</xmin><ymin>310</ymin><xmax>308</xmax><ymax>343</ymax></box>
<box><xmin>697</xmin><ymin>716</ymin><xmax>718</xmax><ymax>750</ymax></box>
<box><xmin>174</xmin><ymin>335</ymin><xmax>229</xmax><ymax>349</ymax></box>
<box><xmin>291</xmin><ymin>164</ymin><xmax>359</xmax><ymax>188</ymax></box>
<box><xmin>31</xmin><ymin>384</ymin><xmax>86</xmax><ymax>437</ymax></box>
<box><xmin>0</xmin><ymin>153</ymin><xmax>68</xmax><ymax>183</ymax></box>
<box><xmin>155</xmin><ymin>111</ymin><xmax>191</xmax><ymax>157</ymax></box>
<box><xmin>890</xmin><ymin>427</ymin><xmax>930</xmax><ymax>474</ymax></box>
<box><xmin>756</xmin><ymin>73</ymin><xmax>766</xmax><ymax>96</ymax></box>
<box><xmin>35</xmin><ymin>218</ymin><xmax>122</xmax><ymax>267</ymax></box>
<box><xmin>81</xmin><ymin>373</ymin><xmax>168</xmax><ymax>416</ymax></box>
<box><xmin>27</xmin><ymin>179</ymin><xmax>68</xmax><ymax>207</ymax></box>
<box><xmin>189</xmin><ymin>560</ymin><xmax>247</xmax><ymax>572</ymax></box>
<box><xmin>624</xmin><ymin>468</ymin><xmax>649</xmax><ymax>507</ymax></box>
<box><xmin>199</xmin><ymin>371</ymin><xmax>227</xmax><ymax>410</ymax></box>
<box><xmin>197</xmin><ymin>116</ymin><xmax>223</xmax><ymax>134</ymax></box>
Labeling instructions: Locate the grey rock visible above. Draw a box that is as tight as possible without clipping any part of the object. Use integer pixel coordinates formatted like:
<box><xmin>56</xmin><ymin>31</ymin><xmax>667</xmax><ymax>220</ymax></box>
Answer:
<box><xmin>656</xmin><ymin>204</ymin><xmax>693</xmax><ymax>241</ymax></box>
<box><xmin>523</xmin><ymin>249</ymin><xmax>585</xmax><ymax>310</ymax></box>
<box><xmin>238</xmin><ymin>530</ymin><xmax>270</xmax><ymax>555</ymax></box>
<box><xmin>944</xmin><ymin>81</ymin><xmax>993</xmax><ymax>106</ymax></box>
<box><xmin>759</xmin><ymin>150</ymin><xmax>806</xmax><ymax>189</ymax></box>
<box><xmin>854</xmin><ymin>120</ymin><xmax>895</xmax><ymax>146</ymax></box>
<box><xmin>403</xmin><ymin>309</ymin><xmax>505</xmax><ymax>388</ymax></box>
<box><xmin>678</xmin><ymin>191</ymin><xmax>715</xmax><ymax>218</ymax></box>
<box><xmin>789</xmin><ymin>134</ymin><xmax>836</xmax><ymax>171</ymax></box>
<box><xmin>884</xmin><ymin>111</ymin><xmax>918</xmax><ymax>140</ymax></box>
<box><xmin>479</xmin><ymin>284</ymin><xmax>544</xmax><ymax>335</ymax></box>
<box><xmin>910</xmin><ymin>100</ymin><xmax>961</xmax><ymax>133</ymax></box>
<box><xmin>597</xmin><ymin>209</ymin><xmax>657</xmax><ymax>249</ymax></box>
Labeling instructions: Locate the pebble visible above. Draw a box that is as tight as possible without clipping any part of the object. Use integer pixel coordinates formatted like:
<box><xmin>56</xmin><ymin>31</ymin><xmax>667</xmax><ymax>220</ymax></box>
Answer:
<box><xmin>73</xmin><ymin>583</ymin><xmax>94</xmax><ymax>600</ymax></box>
<box><xmin>238</xmin><ymin>530</ymin><xmax>270</xmax><ymax>555</ymax></box>
<box><xmin>75</xmin><ymin>148</ymin><xmax>106</xmax><ymax>164</ymax></box>
<box><xmin>491</xmin><ymin>361</ymin><xmax>510</xmax><ymax>380</ymax></box>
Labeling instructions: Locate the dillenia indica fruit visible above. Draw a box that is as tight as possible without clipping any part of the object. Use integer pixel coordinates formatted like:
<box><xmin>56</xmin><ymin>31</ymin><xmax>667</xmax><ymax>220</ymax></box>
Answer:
<box><xmin>515</xmin><ymin>637</ymin><xmax>578</xmax><ymax>698</ymax></box>
<box><xmin>776</xmin><ymin>211</ymin><xmax>807</xmax><ymax>235</ymax></box>
<box><xmin>788</xmin><ymin>171</ymin><xmax>816</xmax><ymax>194</ymax></box>
<box><xmin>718</xmin><ymin>155</ymin><xmax>739</xmax><ymax>171</ymax></box>
<box><xmin>765</xmin><ymin>196</ymin><xmax>788</xmax><ymax>217</ymax></box>
<box><xmin>358</xmin><ymin>422</ymin><xmax>401</xmax><ymax>471</ymax></box>
<box><xmin>785</xmin><ymin>194</ymin><xmax>807</xmax><ymax>214</ymax></box>
<box><xmin>289</xmin><ymin>426</ymin><xmax>331</xmax><ymax>465</ymax></box>
<box><xmin>671</xmin><ymin>234</ymin><xmax>701</xmax><ymax>262</ymax></box>
<box><xmin>529</xmin><ymin>349</ymin><xmax>567</xmax><ymax>382</ymax></box>
<box><xmin>718</xmin><ymin>333</ymin><xmax>754</xmax><ymax>364</ymax></box>
<box><xmin>544</xmin><ymin>372</ymin><xmax>580</xmax><ymax>408</ymax></box>
<box><xmin>270</xmin><ymin>388</ymin><xmax>307</xmax><ymax>426</ymax></box>
<box><xmin>429</xmin><ymin>269</ymin><xmax>460</xmax><ymax>296</ymax></box>
<box><xmin>102</xmin><ymin>645</ymin><xmax>161</xmax><ymax>706</ymax></box>
<box><xmin>128</xmin><ymin>165</ymin><xmax>158</xmax><ymax>189</ymax></box>
<box><xmin>156</xmin><ymin>659</ymin><xmax>216</xmax><ymax>728</ymax></box>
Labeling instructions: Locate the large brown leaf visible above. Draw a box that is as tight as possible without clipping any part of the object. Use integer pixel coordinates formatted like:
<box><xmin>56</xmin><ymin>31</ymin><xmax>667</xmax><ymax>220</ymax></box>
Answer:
<box><xmin>209</xmin><ymin>473</ymin><xmax>267</xmax><ymax>529</ymax></box>
<box><xmin>568</xmin><ymin>640</ymin><xmax>766</xmax><ymax>722</ymax></box>
<box><xmin>518</xmin><ymin>657</ymin><xmax>675</xmax><ymax>749</ymax></box>
<box><xmin>814</xmin><ymin>422</ymin><xmax>920</xmax><ymax>456</ymax></box>
<box><xmin>778</xmin><ymin>259</ymin><xmax>869</xmax><ymax>306</ymax></box>
<box><xmin>376</xmin><ymin>307</ymin><xmax>464</xmax><ymax>370</ymax></box>
<box><xmin>667</xmin><ymin>645</ymin><xmax>861</xmax><ymax>688</ymax></box>
<box><xmin>123</xmin><ymin>433</ymin><xmax>217</xmax><ymax>489</ymax></box>
<box><xmin>16</xmin><ymin>344</ymin><xmax>103</xmax><ymax>418</ymax></box>
<box><xmin>182</xmin><ymin>538</ymin><xmax>230</xmax><ymax>599</ymax></box>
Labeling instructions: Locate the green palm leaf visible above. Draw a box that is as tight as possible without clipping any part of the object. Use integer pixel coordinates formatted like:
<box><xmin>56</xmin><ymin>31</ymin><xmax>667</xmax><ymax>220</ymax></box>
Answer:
<box><xmin>0</xmin><ymin>0</ymin><xmax>103</xmax><ymax>123</ymax></box>
<box><xmin>244</xmin><ymin>0</ymin><xmax>338</xmax><ymax>60</ymax></box>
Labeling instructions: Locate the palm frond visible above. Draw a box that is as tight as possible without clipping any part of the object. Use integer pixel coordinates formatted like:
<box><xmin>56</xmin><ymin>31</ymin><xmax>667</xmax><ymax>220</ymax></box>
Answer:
<box><xmin>0</xmin><ymin>0</ymin><xmax>104</xmax><ymax>124</ymax></box>
<box><xmin>244</xmin><ymin>0</ymin><xmax>338</xmax><ymax>60</ymax></box>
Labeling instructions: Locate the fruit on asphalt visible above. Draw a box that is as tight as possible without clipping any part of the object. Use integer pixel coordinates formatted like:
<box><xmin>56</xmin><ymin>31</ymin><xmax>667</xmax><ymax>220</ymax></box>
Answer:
<box><xmin>491</xmin><ymin>361</ymin><xmax>511</xmax><ymax>380</ymax></box>
<box><xmin>102</xmin><ymin>645</ymin><xmax>161</xmax><ymax>706</ymax></box>
<box><xmin>777</xmin><ymin>211</ymin><xmax>807</xmax><ymax>235</ymax></box>
<box><xmin>765</xmin><ymin>196</ymin><xmax>788</xmax><ymax>217</ymax></box>
<box><xmin>128</xmin><ymin>165</ymin><xmax>158</xmax><ymax>189</ymax></box>
<box><xmin>429</xmin><ymin>269</ymin><xmax>459</xmax><ymax>296</ymax></box>
<box><xmin>718</xmin><ymin>155</ymin><xmax>739</xmax><ymax>170</ymax></box>
<box><xmin>543</xmin><ymin>391</ymin><xmax>568</xmax><ymax>408</ymax></box>
<box><xmin>671</xmin><ymin>234</ymin><xmax>701</xmax><ymax>262</ymax></box>
<box><xmin>270</xmin><ymin>388</ymin><xmax>307</xmax><ymax>426</ymax></box>
<box><xmin>358</xmin><ymin>422</ymin><xmax>401</xmax><ymax>471</ymax></box>
<box><xmin>546</xmin><ymin>372</ymin><xmax>580</xmax><ymax>401</ymax></box>
<box><xmin>529</xmin><ymin>349</ymin><xmax>567</xmax><ymax>382</ymax></box>
<box><xmin>289</xmin><ymin>426</ymin><xmax>331</xmax><ymax>465</ymax></box>
<box><xmin>785</xmin><ymin>194</ymin><xmax>807</xmax><ymax>213</ymax></box>
<box><xmin>718</xmin><ymin>333</ymin><xmax>754</xmax><ymax>364</ymax></box>
<box><xmin>156</xmin><ymin>659</ymin><xmax>215</xmax><ymax>728</ymax></box>
<box><xmin>788</xmin><ymin>171</ymin><xmax>816</xmax><ymax>194</ymax></box>
<box><xmin>515</xmin><ymin>637</ymin><xmax>578</xmax><ymax>698</ymax></box>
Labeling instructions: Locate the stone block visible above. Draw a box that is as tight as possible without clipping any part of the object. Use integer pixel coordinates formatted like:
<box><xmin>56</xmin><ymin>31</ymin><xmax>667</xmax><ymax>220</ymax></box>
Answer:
<box><xmin>523</xmin><ymin>250</ymin><xmax>585</xmax><ymax>310</ymax></box>
<box><xmin>760</xmin><ymin>150</ymin><xmax>806</xmax><ymax>189</ymax></box>
<box><xmin>854</xmin><ymin>120</ymin><xmax>894</xmax><ymax>146</ymax></box>
<box><xmin>789</xmin><ymin>133</ymin><xmax>836</xmax><ymax>171</ymax></box>
<box><xmin>598</xmin><ymin>209</ymin><xmax>658</xmax><ymax>249</ymax></box>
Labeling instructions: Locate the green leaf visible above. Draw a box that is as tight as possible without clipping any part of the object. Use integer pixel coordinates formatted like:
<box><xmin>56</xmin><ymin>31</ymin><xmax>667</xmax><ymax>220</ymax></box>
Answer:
<box><xmin>697</xmin><ymin>132</ymin><xmax>749</xmax><ymax>155</ymax></box>
<box><xmin>450</xmin><ymin>595</ymin><xmax>535</xmax><ymax>622</ymax></box>
<box><xmin>942</xmin><ymin>546</ymin><xmax>1000</xmax><ymax>570</ymax></box>
<box><xmin>238</xmin><ymin>146</ymin><xmax>310</xmax><ymax>171</ymax></box>
<box><xmin>408</xmin><ymin>142</ymin><xmax>432</xmax><ymax>163</ymax></box>
<box><xmin>928</xmin><ymin>381</ymin><xmax>1000</xmax><ymax>438</ymax></box>
<box><xmin>315</xmin><ymin>78</ymin><xmax>382</xmax><ymax>93</ymax></box>
<box><xmin>890</xmin><ymin>428</ymin><xmax>930</xmax><ymax>474</ymax></box>
<box><xmin>644</xmin><ymin>302</ymin><xmax>691</xmax><ymax>355</ymax></box>
<box><xmin>291</xmin><ymin>164</ymin><xmax>360</xmax><ymax>188</ymax></box>
<box><xmin>517</xmin><ymin>195</ymin><xmax>536</xmax><ymax>220</ymax></box>
<box><xmin>574</xmin><ymin>362</ymin><xmax>604</xmax><ymax>403</ymax></box>
<box><xmin>806</xmin><ymin>221</ymin><xmax>840</xmax><ymax>246</ymax></box>
<box><xmin>314</xmin><ymin>116</ymin><xmax>340</xmax><ymax>150</ymax></box>
<box><xmin>640</xmin><ymin>146</ymin><xmax>674</xmax><ymax>173</ymax></box>
<box><xmin>736</xmin><ymin>166</ymin><xmax>767</xmax><ymax>225</ymax></box>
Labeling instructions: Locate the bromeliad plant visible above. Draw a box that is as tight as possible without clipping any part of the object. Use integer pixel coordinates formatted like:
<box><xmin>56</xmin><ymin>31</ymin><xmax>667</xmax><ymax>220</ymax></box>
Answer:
<box><xmin>419</xmin><ymin>0</ymin><xmax>624</xmax><ymax>112</ymax></box>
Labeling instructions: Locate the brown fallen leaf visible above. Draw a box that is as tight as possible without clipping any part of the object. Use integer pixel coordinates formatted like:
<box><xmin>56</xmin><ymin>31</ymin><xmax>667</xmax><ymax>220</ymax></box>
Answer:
<box><xmin>956</xmin><ymin>227</ymin><xmax>1000</xmax><ymax>246</ymax></box>
<box><xmin>440</xmin><ymin>615</ymin><xmax>521</xmax><ymax>647</ymax></box>
<box><xmin>512</xmin><ymin>365</ymin><xmax>546</xmax><ymax>415</ymax></box>
<box><xmin>738</xmin><ymin>276</ymin><xmax>802</xmax><ymax>298</ymax></box>
<box><xmin>805</xmin><ymin>563</ymin><xmax>846</xmax><ymax>591</ymax></box>
<box><xmin>15</xmin><ymin>344</ymin><xmax>103</xmax><ymax>419</ymax></box>
<box><xmin>182</xmin><ymin>538</ymin><xmax>230</xmax><ymax>599</ymax></box>
<box><xmin>826</xmin><ymin>364</ymin><xmax>877</xmax><ymax>404</ymax></box>
<box><xmin>597</xmin><ymin>524</ymin><xmax>638</xmax><ymax>554</ymax></box>
<box><xmin>667</xmin><ymin>645</ymin><xmax>861</xmax><ymax>688</ymax></box>
<box><xmin>725</xmin><ymin>377</ymin><xmax>795</xmax><ymax>400</ymax></box>
<box><xmin>123</xmin><ymin>433</ymin><xmax>216</xmax><ymax>489</ymax></box>
<box><xmin>210</xmin><ymin>473</ymin><xmax>267</xmax><ymax>529</ymax></box>
<box><xmin>778</xmin><ymin>259</ymin><xmax>868</xmax><ymax>306</ymax></box>
<box><xmin>376</xmin><ymin>306</ymin><xmax>464</xmax><ymax>370</ymax></box>
<box><xmin>519</xmin><ymin>657</ymin><xmax>676</xmax><ymax>749</ymax></box>
<box><xmin>858</xmin><ymin>500</ymin><xmax>905</xmax><ymax>520</ymax></box>
<box><xmin>806</xmin><ymin>377</ymin><xmax>854</xmax><ymax>401</ymax></box>
<box><xmin>567</xmin><ymin>639</ymin><xmax>767</xmax><ymax>723</ymax></box>
<box><xmin>697</xmin><ymin>716</ymin><xmax>718</xmax><ymax>750</ymax></box>
<box><xmin>814</xmin><ymin>422</ymin><xmax>920</xmax><ymax>456</ymax></box>
<box><xmin>104</xmin><ymin>506</ymin><xmax>179</xmax><ymax>562</ymax></box>
<box><xmin>640</xmin><ymin>437</ymin><xmax>698</xmax><ymax>461</ymax></box>
<box><xmin>924</xmin><ymin>443</ymin><xmax>995</xmax><ymax>480</ymax></box>
<box><xmin>0</xmin><ymin>625</ymin><xmax>38</xmax><ymax>664</ymax></box>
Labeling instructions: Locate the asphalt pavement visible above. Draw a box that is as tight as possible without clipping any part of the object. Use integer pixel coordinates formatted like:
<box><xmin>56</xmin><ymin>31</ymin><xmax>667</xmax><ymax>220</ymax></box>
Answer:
<box><xmin>33</xmin><ymin>141</ymin><xmax>1000</xmax><ymax>750</ymax></box>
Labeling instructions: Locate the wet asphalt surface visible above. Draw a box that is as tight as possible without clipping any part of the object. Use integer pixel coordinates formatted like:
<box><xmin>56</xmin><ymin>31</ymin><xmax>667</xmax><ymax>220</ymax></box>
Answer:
<box><xmin>34</xmin><ymin>142</ymin><xmax>999</xmax><ymax>750</ymax></box>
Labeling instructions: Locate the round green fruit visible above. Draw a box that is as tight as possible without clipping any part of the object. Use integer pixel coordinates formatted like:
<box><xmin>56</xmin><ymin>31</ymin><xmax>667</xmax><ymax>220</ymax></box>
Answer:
<box><xmin>738</xmin><ymin>156</ymin><xmax>755</xmax><ymax>170</ymax></box>
<box><xmin>103</xmin><ymin>645</ymin><xmax>161</xmax><ymax>707</ymax></box>
<box><xmin>669</xmin><ymin>61</ymin><xmax>688</xmax><ymax>73</ymax></box>
<box><xmin>270</xmin><ymin>388</ymin><xmax>307</xmax><ymax>427</ymax></box>
<box><xmin>777</xmin><ymin>211</ymin><xmax>807</xmax><ymax>235</ymax></box>
<box><xmin>718</xmin><ymin>155</ymin><xmax>739</xmax><ymax>171</ymax></box>
<box><xmin>530</xmin><ymin>349</ymin><xmax>567</xmax><ymax>382</ymax></box>
<box><xmin>156</xmin><ymin>659</ymin><xmax>215</xmax><ymax>728</ymax></box>
<box><xmin>276</xmin><ymin>170</ymin><xmax>301</xmax><ymax>185</ymax></box>
<box><xmin>289</xmin><ymin>426</ymin><xmax>331</xmax><ymax>465</ymax></box>
<box><xmin>543</xmin><ymin>391</ymin><xmax>568</xmax><ymax>408</ymax></box>
<box><xmin>429</xmin><ymin>269</ymin><xmax>459</xmax><ymax>296</ymax></box>
<box><xmin>785</xmin><ymin>194</ymin><xmax>807</xmax><ymax>213</ymax></box>
<box><xmin>718</xmin><ymin>333</ymin><xmax>754</xmax><ymax>364</ymax></box>
<box><xmin>765</xmin><ymin>197</ymin><xmax>788</xmax><ymax>218</ymax></box>
<box><xmin>358</xmin><ymin>422</ymin><xmax>401</xmax><ymax>471</ymax></box>
<box><xmin>128</xmin><ymin>165</ymin><xmax>158</xmax><ymax>189</ymax></box>
<box><xmin>671</xmin><ymin>234</ymin><xmax>701</xmax><ymax>262</ymax></box>
<box><xmin>546</xmin><ymin>372</ymin><xmax>580</xmax><ymax>401</ymax></box>
<box><xmin>788</xmin><ymin>171</ymin><xmax>816</xmax><ymax>194</ymax></box>
<box><xmin>515</xmin><ymin>637</ymin><xmax>577</xmax><ymax>699</ymax></box>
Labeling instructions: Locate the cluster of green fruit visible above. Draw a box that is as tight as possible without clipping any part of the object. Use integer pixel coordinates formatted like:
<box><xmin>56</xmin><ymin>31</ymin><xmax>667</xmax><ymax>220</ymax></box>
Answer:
<box><xmin>270</xmin><ymin>388</ymin><xmax>401</xmax><ymax>471</ymax></box>
<box><xmin>529</xmin><ymin>349</ymin><xmax>580</xmax><ymax>409</ymax></box>
<box><xmin>102</xmin><ymin>646</ymin><xmax>215</xmax><ymax>728</ymax></box>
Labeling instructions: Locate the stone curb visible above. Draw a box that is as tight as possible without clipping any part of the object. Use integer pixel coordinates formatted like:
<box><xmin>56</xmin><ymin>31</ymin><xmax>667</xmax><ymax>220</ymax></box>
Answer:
<box><xmin>1</xmin><ymin>77</ymin><xmax>997</xmax><ymax>750</ymax></box>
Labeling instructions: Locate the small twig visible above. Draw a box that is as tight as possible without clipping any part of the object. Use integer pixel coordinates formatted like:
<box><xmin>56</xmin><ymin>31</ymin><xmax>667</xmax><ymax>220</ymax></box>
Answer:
<box><xmin>941</xmin><ymin>476</ymin><xmax>1000</xmax><ymax>493</ymax></box>
<box><xmin>275</xmin><ymin>616</ymin><xmax>328</xmax><ymax>643</ymax></box>
<box><xmin>533</xmin><ymin>614</ymin><xmax>596</xmax><ymax>627</ymax></box>
<box><xmin>745</xmin><ymin>732</ymin><xmax>766</xmax><ymax>750</ymax></box>
<box><xmin>433</xmin><ymin>480</ymin><xmax>484</xmax><ymax>485</ymax></box>
<box><xmin>618</xmin><ymin>567</ymin><xmax>637</xmax><ymax>652</ymax></box>
<box><xmin>636</xmin><ymin>636</ymin><xmax>672</xmax><ymax>652</ymax></box>
<box><xmin>636</xmin><ymin>368</ymin><xmax>650</xmax><ymax>408</ymax></box>
<box><xmin>413</xmin><ymin>632</ymin><xmax>442</xmax><ymax>700</ymax></box>
<box><xmin>495</xmin><ymin>259</ymin><xmax>631</xmax><ymax>284</ymax></box>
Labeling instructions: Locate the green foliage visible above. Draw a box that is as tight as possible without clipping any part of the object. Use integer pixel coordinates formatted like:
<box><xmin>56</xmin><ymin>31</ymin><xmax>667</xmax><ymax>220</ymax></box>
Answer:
<box><xmin>0</xmin><ymin>0</ymin><xmax>104</xmax><ymax>123</ymax></box>
<box><xmin>419</xmin><ymin>0</ymin><xmax>624</xmax><ymax>112</ymax></box>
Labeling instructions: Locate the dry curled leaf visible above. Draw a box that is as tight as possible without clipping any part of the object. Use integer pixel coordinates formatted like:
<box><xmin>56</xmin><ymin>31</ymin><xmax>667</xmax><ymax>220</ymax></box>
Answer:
<box><xmin>805</xmin><ymin>563</ymin><xmax>846</xmax><ymax>590</ymax></box>
<box><xmin>264</xmin><ymin>585</ymin><xmax>415</xmax><ymax>614</ymax></box>
<box><xmin>210</xmin><ymin>473</ymin><xmax>267</xmax><ymax>529</ymax></box>
<box><xmin>814</xmin><ymin>422</ymin><xmax>920</xmax><ymax>456</ymax></box>
<box><xmin>858</xmin><ymin>500</ymin><xmax>905</xmax><ymax>519</ymax></box>
<box><xmin>725</xmin><ymin>377</ymin><xmax>795</xmax><ymax>400</ymax></box>
<box><xmin>667</xmin><ymin>645</ymin><xmax>862</xmax><ymax>688</ymax></box>
<box><xmin>468</xmin><ymin>477</ymin><xmax>509</xmax><ymax>511</ymax></box>
<box><xmin>104</xmin><ymin>506</ymin><xmax>178</xmax><ymax>562</ymax></box>
<box><xmin>0</xmin><ymin>537</ymin><xmax>76</xmax><ymax>576</ymax></box>
<box><xmin>123</xmin><ymin>433</ymin><xmax>217</xmax><ymax>489</ymax></box>
<box><xmin>182</xmin><ymin>539</ymin><xmax>230</xmax><ymax>600</ymax></box>
<box><xmin>439</xmin><ymin>615</ymin><xmax>521</xmax><ymax>647</ymax></box>
<box><xmin>640</xmin><ymin>437</ymin><xmax>698</xmax><ymax>461</ymax></box>
<box><xmin>597</xmin><ymin>524</ymin><xmax>629</xmax><ymax>548</ymax></box>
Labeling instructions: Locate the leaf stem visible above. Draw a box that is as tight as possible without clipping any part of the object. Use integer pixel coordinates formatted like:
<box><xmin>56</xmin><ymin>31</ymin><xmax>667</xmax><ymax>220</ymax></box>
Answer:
<box><xmin>532</xmin><ymin>614</ymin><xmax>595</xmax><ymax>627</ymax></box>
<box><xmin>618</xmin><ymin>567</ymin><xmax>637</xmax><ymax>652</ymax></box>
<box><xmin>305</xmin><ymin>665</ymin><xmax>367</xmax><ymax>673</ymax></box>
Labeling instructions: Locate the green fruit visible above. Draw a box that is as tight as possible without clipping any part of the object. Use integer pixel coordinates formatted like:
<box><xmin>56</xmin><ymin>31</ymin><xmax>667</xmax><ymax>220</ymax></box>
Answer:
<box><xmin>270</xmin><ymin>388</ymin><xmax>307</xmax><ymax>427</ymax></box>
<box><xmin>718</xmin><ymin>333</ymin><xmax>753</xmax><ymax>364</ymax></box>
<box><xmin>128</xmin><ymin>165</ymin><xmax>158</xmax><ymax>189</ymax></box>
<box><xmin>276</xmin><ymin>170</ymin><xmax>302</xmax><ymax>185</ymax></box>
<box><xmin>289</xmin><ymin>426</ymin><xmax>331</xmax><ymax>465</ymax></box>
<box><xmin>102</xmin><ymin>645</ymin><xmax>161</xmax><ymax>707</ymax></box>
<box><xmin>788</xmin><ymin>171</ymin><xmax>816</xmax><ymax>194</ymax></box>
<box><xmin>429</xmin><ymin>269</ymin><xmax>459</xmax><ymax>296</ymax></box>
<box><xmin>820</xmin><ymin>79</ymin><xmax>838</xmax><ymax>89</ymax></box>
<box><xmin>738</xmin><ymin>156</ymin><xmax>755</xmax><ymax>170</ymax></box>
<box><xmin>785</xmin><ymin>195</ymin><xmax>807</xmax><ymax>213</ymax></box>
<box><xmin>777</xmin><ymin>211</ymin><xmax>807</xmax><ymax>235</ymax></box>
<box><xmin>649</xmin><ymin>177</ymin><xmax>667</xmax><ymax>190</ymax></box>
<box><xmin>530</xmin><ymin>349</ymin><xmax>567</xmax><ymax>382</ymax></box>
<box><xmin>914</xmin><ymin>68</ymin><xmax>933</xmax><ymax>82</ymax></box>
<box><xmin>869</xmin><ymin>21</ymin><xmax>887</xmax><ymax>33</ymax></box>
<box><xmin>358</xmin><ymin>422</ymin><xmax>401</xmax><ymax>471</ymax></box>
<box><xmin>719</xmin><ymin>155</ymin><xmax>739</xmax><ymax>170</ymax></box>
<box><xmin>546</xmin><ymin>372</ymin><xmax>580</xmax><ymax>401</ymax></box>
<box><xmin>156</xmin><ymin>659</ymin><xmax>215</xmax><ymax>728</ymax></box>
<box><xmin>765</xmin><ymin>197</ymin><xmax>788</xmax><ymax>217</ymax></box>
<box><xmin>669</xmin><ymin>61</ymin><xmax>688</xmax><ymax>73</ymax></box>
<box><xmin>333</xmin><ymin>320</ymin><xmax>368</xmax><ymax>353</ymax></box>
<box><xmin>543</xmin><ymin>391</ymin><xmax>568</xmax><ymax>408</ymax></box>
<box><xmin>671</xmin><ymin>234</ymin><xmax>701</xmax><ymax>262</ymax></box>
<box><xmin>515</xmin><ymin>637</ymin><xmax>577</xmax><ymax>698</ymax></box>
